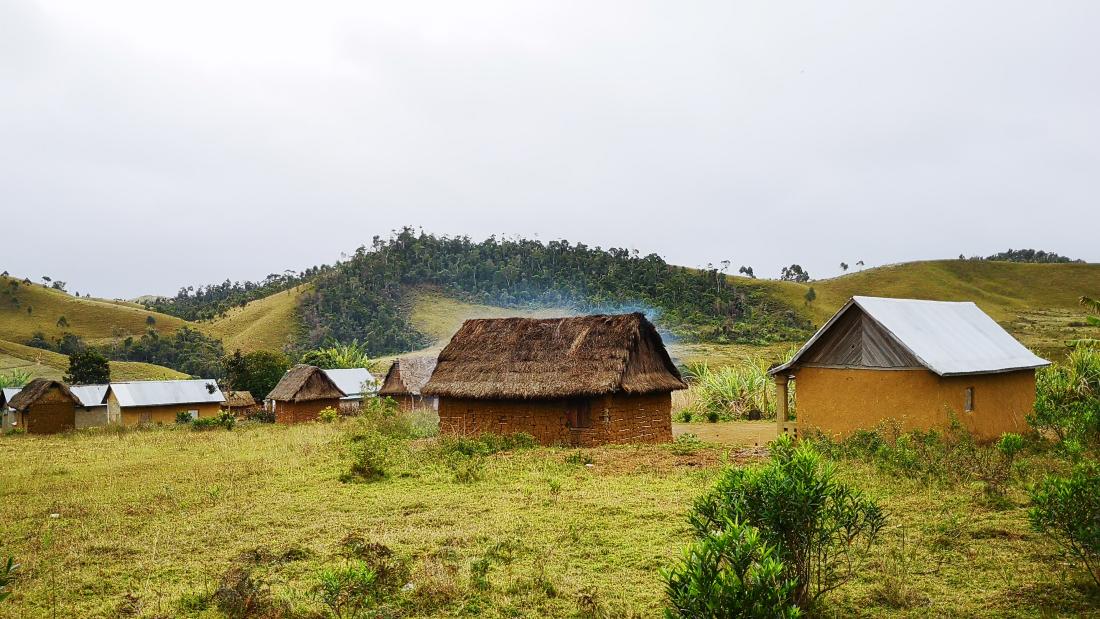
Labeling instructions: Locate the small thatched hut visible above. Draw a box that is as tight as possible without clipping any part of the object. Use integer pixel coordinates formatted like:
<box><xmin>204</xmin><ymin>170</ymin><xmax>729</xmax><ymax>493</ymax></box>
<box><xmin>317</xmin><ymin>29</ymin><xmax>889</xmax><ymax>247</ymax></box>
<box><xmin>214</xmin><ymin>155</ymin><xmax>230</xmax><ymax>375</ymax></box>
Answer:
<box><xmin>377</xmin><ymin>356</ymin><xmax>438</xmax><ymax>411</ymax></box>
<box><xmin>422</xmin><ymin>313</ymin><xmax>686</xmax><ymax>446</ymax></box>
<box><xmin>265</xmin><ymin>365</ymin><xmax>347</xmax><ymax>423</ymax></box>
<box><xmin>7</xmin><ymin>379</ymin><xmax>80</xmax><ymax>434</ymax></box>
<box><xmin>223</xmin><ymin>391</ymin><xmax>257</xmax><ymax>414</ymax></box>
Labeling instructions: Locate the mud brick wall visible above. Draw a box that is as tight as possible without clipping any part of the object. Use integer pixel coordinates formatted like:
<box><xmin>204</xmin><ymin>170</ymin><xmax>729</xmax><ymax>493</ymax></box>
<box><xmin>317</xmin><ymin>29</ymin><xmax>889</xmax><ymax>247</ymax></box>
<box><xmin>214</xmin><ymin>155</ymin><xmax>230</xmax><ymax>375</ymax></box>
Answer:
<box><xmin>273</xmin><ymin>398</ymin><xmax>341</xmax><ymax>424</ymax></box>
<box><xmin>438</xmin><ymin>392</ymin><xmax>672</xmax><ymax>446</ymax></box>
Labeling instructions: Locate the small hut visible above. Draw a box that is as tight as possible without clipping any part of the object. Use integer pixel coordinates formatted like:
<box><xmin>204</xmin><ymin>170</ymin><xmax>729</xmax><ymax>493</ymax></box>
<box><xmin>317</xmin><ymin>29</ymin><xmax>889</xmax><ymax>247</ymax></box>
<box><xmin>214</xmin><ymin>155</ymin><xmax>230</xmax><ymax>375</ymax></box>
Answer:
<box><xmin>265</xmin><ymin>365</ymin><xmax>347</xmax><ymax>423</ymax></box>
<box><xmin>769</xmin><ymin>296</ymin><xmax>1050</xmax><ymax>440</ymax></box>
<box><xmin>422</xmin><ymin>313</ymin><xmax>687</xmax><ymax>446</ymax></box>
<box><xmin>7</xmin><ymin>379</ymin><xmax>80</xmax><ymax>434</ymax></box>
<box><xmin>223</xmin><ymin>391</ymin><xmax>257</xmax><ymax>414</ymax></box>
<box><xmin>103</xmin><ymin>379</ymin><xmax>225</xmax><ymax>425</ymax></box>
<box><xmin>377</xmin><ymin>356</ymin><xmax>438</xmax><ymax>411</ymax></box>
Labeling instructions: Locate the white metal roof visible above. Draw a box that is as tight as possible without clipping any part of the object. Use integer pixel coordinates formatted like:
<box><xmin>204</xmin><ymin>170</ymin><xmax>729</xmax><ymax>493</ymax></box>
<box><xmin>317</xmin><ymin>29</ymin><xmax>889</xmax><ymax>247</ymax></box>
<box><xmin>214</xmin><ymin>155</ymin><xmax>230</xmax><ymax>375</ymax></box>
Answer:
<box><xmin>68</xmin><ymin>384</ymin><xmax>108</xmax><ymax>408</ymax></box>
<box><xmin>2</xmin><ymin>387</ymin><xmax>20</xmax><ymax>408</ymax></box>
<box><xmin>104</xmin><ymin>379</ymin><xmax>225</xmax><ymax>407</ymax></box>
<box><xmin>322</xmin><ymin>368</ymin><xmax>376</xmax><ymax>399</ymax></box>
<box><xmin>774</xmin><ymin>296</ymin><xmax>1049</xmax><ymax>377</ymax></box>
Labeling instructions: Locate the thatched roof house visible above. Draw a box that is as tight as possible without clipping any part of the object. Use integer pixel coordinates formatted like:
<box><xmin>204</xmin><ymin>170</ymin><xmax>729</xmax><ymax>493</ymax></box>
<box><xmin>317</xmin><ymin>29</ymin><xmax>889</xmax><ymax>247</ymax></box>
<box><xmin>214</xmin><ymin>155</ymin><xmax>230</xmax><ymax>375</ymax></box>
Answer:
<box><xmin>224</xmin><ymin>390</ymin><xmax>257</xmax><ymax>410</ymax></box>
<box><xmin>769</xmin><ymin>296</ymin><xmax>1049</xmax><ymax>440</ymax></box>
<box><xmin>423</xmin><ymin>313</ymin><xmax>685</xmax><ymax>446</ymax></box>
<box><xmin>266</xmin><ymin>365</ymin><xmax>347</xmax><ymax>423</ymax></box>
<box><xmin>7</xmin><ymin>379</ymin><xmax>80</xmax><ymax>434</ymax></box>
<box><xmin>378</xmin><ymin>356</ymin><xmax>438</xmax><ymax>409</ymax></box>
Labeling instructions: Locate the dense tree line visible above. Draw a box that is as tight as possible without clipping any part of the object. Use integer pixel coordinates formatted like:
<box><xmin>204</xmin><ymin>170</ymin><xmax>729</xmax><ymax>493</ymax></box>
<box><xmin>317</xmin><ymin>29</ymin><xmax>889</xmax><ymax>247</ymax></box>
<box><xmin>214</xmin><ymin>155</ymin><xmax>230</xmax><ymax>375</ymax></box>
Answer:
<box><xmin>29</xmin><ymin>328</ymin><xmax>226</xmax><ymax>378</ymax></box>
<box><xmin>296</xmin><ymin>228</ymin><xmax>811</xmax><ymax>355</ymax></box>
<box><xmin>146</xmin><ymin>267</ymin><xmax>331</xmax><ymax>321</ymax></box>
<box><xmin>969</xmin><ymin>249</ymin><xmax>1083</xmax><ymax>264</ymax></box>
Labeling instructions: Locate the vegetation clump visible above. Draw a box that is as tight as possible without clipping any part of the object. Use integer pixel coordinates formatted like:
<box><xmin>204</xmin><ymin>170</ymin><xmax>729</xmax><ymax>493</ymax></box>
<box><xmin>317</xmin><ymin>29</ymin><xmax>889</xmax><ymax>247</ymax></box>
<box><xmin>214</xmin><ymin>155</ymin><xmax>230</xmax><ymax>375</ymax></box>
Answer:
<box><xmin>679</xmin><ymin>359</ymin><xmax>786</xmax><ymax>422</ymax></box>
<box><xmin>189</xmin><ymin>412</ymin><xmax>236</xmax><ymax>431</ymax></box>
<box><xmin>1030</xmin><ymin>344</ymin><xmax>1100</xmax><ymax>455</ymax></box>
<box><xmin>1029</xmin><ymin>460</ymin><xmax>1100</xmax><ymax>588</ymax></box>
<box><xmin>0</xmin><ymin>552</ymin><xmax>17</xmax><ymax>603</ymax></box>
<box><xmin>686</xmin><ymin>435</ymin><xmax>886</xmax><ymax>610</ymax></box>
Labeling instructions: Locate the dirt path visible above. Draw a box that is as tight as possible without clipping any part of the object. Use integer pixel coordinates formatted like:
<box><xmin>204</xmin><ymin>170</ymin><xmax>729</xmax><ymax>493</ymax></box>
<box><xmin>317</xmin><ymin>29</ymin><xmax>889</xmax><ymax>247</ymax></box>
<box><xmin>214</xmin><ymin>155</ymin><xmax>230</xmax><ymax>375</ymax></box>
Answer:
<box><xmin>672</xmin><ymin>421</ymin><xmax>777</xmax><ymax>447</ymax></box>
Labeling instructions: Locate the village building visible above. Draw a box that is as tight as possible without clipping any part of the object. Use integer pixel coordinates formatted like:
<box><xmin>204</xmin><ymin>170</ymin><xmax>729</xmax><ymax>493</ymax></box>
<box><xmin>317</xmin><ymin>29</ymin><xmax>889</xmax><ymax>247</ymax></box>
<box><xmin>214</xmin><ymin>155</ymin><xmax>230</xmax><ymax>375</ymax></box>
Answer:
<box><xmin>322</xmin><ymin>368</ymin><xmax>376</xmax><ymax>414</ymax></box>
<box><xmin>68</xmin><ymin>384</ymin><xmax>110</xmax><ymax>429</ymax></box>
<box><xmin>102</xmin><ymin>379</ymin><xmax>225</xmax><ymax>425</ymax></box>
<box><xmin>377</xmin><ymin>356</ymin><xmax>438</xmax><ymax>411</ymax></box>
<box><xmin>1</xmin><ymin>387</ymin><xmax>21</xmax><ymax>431</ymax></box>
<box><xmin>223</xmin><ymin>390</ymin><xmax>257</xmax><ymax>414</ymax></box>
<box><xmin>422</xmin><ymin>313</ymin><xmax>686</xmax><ymax>446</ymax></box>
<box><xmin>769</xmin><ymin>296</ymin><xmax>1049</xmax><ymax>441</ymax></box>
<box><xmin>6</xmin><ymin>379</ymin><xmax>81</xmax><ymax>434</ymax></box>
<box><xmin>265</xmin><ymin>365</ymin><xmax>347</xmax><ymax>423</ymax></box>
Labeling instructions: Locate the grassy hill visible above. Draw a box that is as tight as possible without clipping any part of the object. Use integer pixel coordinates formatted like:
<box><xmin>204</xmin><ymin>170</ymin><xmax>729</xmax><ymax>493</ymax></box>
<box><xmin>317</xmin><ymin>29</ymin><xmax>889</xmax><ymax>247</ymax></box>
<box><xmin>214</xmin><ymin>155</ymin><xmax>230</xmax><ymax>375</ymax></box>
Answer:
<box><xmin>2</xmin><ymin>260</ymin><xmax>1097</xmax><ymax>375</ymax></box>
<box><xmin>204</xmin><ymin>284</ymin><xmax>311</xmax><ymax>353</ymax></box>
<box><xmin>744</xmin><ymin>260</ymin><xmax>1100</xmax><ymax>357</ymax></box>
<box><xmin>0</xmin><ymin>338</ymin><xmax>187</xmax><ymax>381</ymax></box>
<box><xmin>0</xmin><ymin>277</ymin><xmax>187</xmax><ymax>345</ymax></box>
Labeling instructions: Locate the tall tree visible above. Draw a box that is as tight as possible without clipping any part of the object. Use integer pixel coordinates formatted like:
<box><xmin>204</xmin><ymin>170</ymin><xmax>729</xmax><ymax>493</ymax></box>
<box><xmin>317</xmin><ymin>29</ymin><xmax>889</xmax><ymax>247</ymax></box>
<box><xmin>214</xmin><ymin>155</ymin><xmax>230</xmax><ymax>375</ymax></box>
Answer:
<box><xmin>65</xmin><ymin>349</ymin><xmax>110</xmax><ymax>385</ymax></box>
<box><xmin>223</xmin><ymin>350</ymin><xmax>290</xmax><ymax>401</ymax></box>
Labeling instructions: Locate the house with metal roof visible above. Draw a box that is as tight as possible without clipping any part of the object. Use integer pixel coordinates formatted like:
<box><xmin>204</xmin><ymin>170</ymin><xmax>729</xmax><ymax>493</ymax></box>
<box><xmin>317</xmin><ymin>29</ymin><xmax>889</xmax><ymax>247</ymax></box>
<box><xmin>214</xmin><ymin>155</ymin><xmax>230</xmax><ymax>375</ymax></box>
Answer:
<box><xmin>102</xmin><ymin>379</ymin><xmax>225</xmax><ymax>425</ymax></box>
<box><xmin>68</xmin><ymin>384</ymin><xmax>110</xmax><ymax>429</ymax></box>
<box><xmin>769</xmin><ymin>296</ymin><xmax>1049</xmax><ymax>440</ymax></box>
<box><xmin>322</xmin><ymin>368</ymin><xmax>376</xmax><ymax>401</ymax></box>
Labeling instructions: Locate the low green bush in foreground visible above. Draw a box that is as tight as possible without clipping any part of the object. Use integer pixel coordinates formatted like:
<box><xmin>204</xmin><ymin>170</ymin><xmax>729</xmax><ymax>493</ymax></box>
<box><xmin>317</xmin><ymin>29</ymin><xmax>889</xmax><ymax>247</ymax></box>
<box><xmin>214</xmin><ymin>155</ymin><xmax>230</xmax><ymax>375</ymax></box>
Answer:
<box><xmin>1029</xmin><ymin>460</ymin><xmax>1100</xmax><ymax>588</ymax></box>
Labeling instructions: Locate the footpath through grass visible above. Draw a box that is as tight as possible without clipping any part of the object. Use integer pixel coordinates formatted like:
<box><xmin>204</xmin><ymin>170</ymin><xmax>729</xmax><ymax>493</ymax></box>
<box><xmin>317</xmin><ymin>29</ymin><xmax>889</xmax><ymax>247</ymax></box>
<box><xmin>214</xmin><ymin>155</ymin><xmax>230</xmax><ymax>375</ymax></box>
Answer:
<box><xmin>0</xmin><ymin>421</ymin><xmax>1097</xmax><ymax>617</ymax></box>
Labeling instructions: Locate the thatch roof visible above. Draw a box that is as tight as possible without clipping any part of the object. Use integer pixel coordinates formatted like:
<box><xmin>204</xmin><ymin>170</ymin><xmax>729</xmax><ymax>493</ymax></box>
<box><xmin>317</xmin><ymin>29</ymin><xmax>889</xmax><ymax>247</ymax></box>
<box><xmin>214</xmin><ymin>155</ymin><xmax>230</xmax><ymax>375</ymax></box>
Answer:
<box><xmin>7</xmin><ymin>379</ymin><xmax>79</xmax><ymax>411</ymax></box>
<box><xmin>225</xmin><ymin>390</ymin><xmax>257</xmax><ymax>408</ymax></box>
<box><xmin>422</xmin><ymin>312</ymin><xmax>686</xmax><ymax>400</ymax></box>
<box><xmin>266</xmin><ymin>365</ymin><xmax>347</xmax><ymax>402</ymax></box>
<box><xmin>377</xmin><ymin>356</ymin><xmax>438</xmax><ymax>397</ymax></box>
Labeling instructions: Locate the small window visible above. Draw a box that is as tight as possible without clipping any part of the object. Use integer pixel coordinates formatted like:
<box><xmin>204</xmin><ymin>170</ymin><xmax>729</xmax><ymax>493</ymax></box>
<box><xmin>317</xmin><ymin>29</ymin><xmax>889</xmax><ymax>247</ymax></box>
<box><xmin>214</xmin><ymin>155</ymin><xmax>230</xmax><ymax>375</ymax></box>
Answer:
<box><xmin>188</xmin><ymin>409</ymin><xmax>199</xmax><ymax>420</ymax></box>
<box><xmin>567</xmin><ymin>399</ymin><xmax>593</xmax><ymax>429</ymax></box>
<box><xmin>964</xmin><ymin>387</ymin><xmax>974</xmax><ymax>413</ymax></box>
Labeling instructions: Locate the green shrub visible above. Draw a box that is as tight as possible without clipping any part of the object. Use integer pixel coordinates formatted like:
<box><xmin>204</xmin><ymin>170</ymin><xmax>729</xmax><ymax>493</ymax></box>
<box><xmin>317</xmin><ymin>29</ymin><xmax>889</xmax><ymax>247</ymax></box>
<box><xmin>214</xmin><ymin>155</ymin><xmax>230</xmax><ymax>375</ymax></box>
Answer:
<box><xmin>681</xmin><ymin>355</ymin><xmax>794</xmax><ymax>422</ymax></box>
<box><xmin>690</xmin><ymin>435</ymin><xmax>885</xmax><ymax>608</ymax></box>
<box><xmin>0</xmin><ymin>552</ymin><xmax>17</xmax><ymax>603</ymax></box>
<box><xmin>670</xmin><ymin>433</ymin><xmax>705</xmax><ymax>456</ymax></box>
<box><xmin>1030</xmin><ymin>345</ymin><xmax>1100</xmax><ymax>452</ymax></box>
<box><xmin>190</xmin><ymin>412</ymin><xmax>236</xmax><ymax>431</ymax></box>
<box><xmin>318</xmin><ymin>406</ymin><xmax>340</xmax><ymax>424</ymax></box>
<box><xmin>1029</xmin><ymin>460</ymin><xmax>1100</xmax><ymax>588</ymax></box>
<box><xmin>315</xmin><ymin>561</ymin><xmax>380</xmax><ymax>618</ymax></box>
<box><xmin>359</xmin><ymin>397</ymin><xmax>437</xmax><ymax>439</ymax></box>
<box><xmin>450</xmin><ymin>454</ymin><xmax>486</xmax><ymax>483</ymax></box>
<box><xmin>663</xmin><ymin>519</ymin><xmax>800</xmax><ymax>618</ymax></box>
<box><xmin>175</xmin><ymin>411</ymin><xmax>194</xmax><ymax>425</ymax></box>
<box><xmin>342</xmin><ymin>429</ymin><xmax>390</xmax><ymax>483</ymax></box>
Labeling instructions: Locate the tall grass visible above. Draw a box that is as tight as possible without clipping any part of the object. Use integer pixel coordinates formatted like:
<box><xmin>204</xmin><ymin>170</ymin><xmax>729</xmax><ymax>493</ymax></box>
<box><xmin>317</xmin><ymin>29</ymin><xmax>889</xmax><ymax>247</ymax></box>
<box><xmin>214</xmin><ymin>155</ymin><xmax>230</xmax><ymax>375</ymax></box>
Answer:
<box><xmin>0</xmin><ymin>369</ymin><xmax>30</xmax><ymax>389</ymax></box>
<box><xmin>679</xmin><ymin>353</ymin><xmax>794</xmax><ymax>421</ymax></box>
<box><xmin>1031</xmin><ymin>344</ymin><xmax>1100</xmax><ymax>452</ymax></box>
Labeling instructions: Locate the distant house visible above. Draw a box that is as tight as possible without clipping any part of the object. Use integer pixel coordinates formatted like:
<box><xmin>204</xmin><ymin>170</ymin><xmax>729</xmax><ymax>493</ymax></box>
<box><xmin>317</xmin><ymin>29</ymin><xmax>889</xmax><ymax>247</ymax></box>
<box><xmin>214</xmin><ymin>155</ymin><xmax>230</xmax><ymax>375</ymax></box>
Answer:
<box><xmin>266</xmin><ymin>365</ymin><xmax>346</xmax><ymax>423</ymax></box>
<box><xmin>422</xmin><ymin>313</ymin><xmax>687</xmax><ymax>446</ymax></box>
<box><xmin>223</xmin><ymin>390</ymin><xmax>257</xmax><ymax>413</ymax></box>
<box><xmin>377</xmin><ymin>356</ymin><xmax>438</xmax><ymax>411</ymax></box>
<box><xmin>102</xmin><ymin>379</ymin><xmax>226</xmax><ymax>425</ymax></box>
<box><xmin>769</xmin><ymin>296</ymin><xmax>1050</xmax><ymax>440</ymax></box>
<box><xmin>6</xmin><ymin>379</ymin><xmax>80</xmax><ymax>434</ymax></box>
<box><xmin>68</xmin><ymin>384</ymin><xmax>110</xmax><ymax>429</ymax></box>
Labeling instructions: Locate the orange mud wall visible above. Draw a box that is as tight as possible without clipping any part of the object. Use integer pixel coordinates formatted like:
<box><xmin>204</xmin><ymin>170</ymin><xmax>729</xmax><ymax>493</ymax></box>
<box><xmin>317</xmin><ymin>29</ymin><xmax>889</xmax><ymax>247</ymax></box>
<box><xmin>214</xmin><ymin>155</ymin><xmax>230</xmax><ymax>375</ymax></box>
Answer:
<box><xmin>792</xmin><ymin>367</ymin><xmax>1036</xmax><ymax>440</ymax></box>
<box><xmin>438</xmin><ymin>392</ymin><xmax>672</xmax><ymax>446</ymax></box>
<box><xmin>273</xmin><ymin>398</ymin><xmax>342</xmax><ymax>424</ymax></box>
<box><xmin>24</xmin><ymin>387</ymin><xmax>77</xmax><ymax>434</ymax></box>
<box><xmin>112</xmin><ymin>400</ymin><xmax>223</xmax><ymax>426</ymax></box>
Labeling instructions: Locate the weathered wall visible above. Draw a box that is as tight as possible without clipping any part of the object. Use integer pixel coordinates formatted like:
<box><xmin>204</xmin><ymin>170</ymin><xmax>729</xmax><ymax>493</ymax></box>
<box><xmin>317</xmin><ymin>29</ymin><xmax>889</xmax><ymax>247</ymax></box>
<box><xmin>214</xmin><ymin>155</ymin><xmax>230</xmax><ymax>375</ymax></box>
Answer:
<box><xmin>792</xmin><ymin>367</ymin><xmax>1036</xmax><ymax>440</ymax></box>
<box><xmin>24</xmin><ymin>387</ymin><xmax>77</xmax><ymax>434</ymax></box>
<box><xmin>115</xmin><ymin>400</ymin><xmax>222</xmax><ymax>426</ymax></box>
<box><xmin>75</xmin><ymin>407</ymin><xmax>109</xmax><ymax>429</ymax></box>
<box><xmin>273</xmin><ymin>398</ymin><xmax>341</xmax><ymax>424</ymax></box>
<box><xmin>438</xmin><ymin>392</ymin><xmax>672</xmax><ymax>446</ymax></box>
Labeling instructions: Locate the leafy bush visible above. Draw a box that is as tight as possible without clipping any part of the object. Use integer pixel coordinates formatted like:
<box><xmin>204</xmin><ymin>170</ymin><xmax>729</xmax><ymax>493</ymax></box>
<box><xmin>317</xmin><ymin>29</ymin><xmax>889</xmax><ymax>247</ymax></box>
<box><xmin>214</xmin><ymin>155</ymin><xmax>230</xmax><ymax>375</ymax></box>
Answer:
<box><xmin>175</xmin><ymin>411</ymin><xmax>195</xmax><ymax>425</ymax></box>
<box><xmin>1029</xmin><ymin>460</ymin><xmax>1100</xmax><ymax>588</ymax></box>
<box><xmin>318</xmin><ymin>406</ymin><xmax>340</xmax><ymax>424</ymax></box>
<box><xmin>315</xmin><ymin>561</ymin><xmax>380</xmax><ymax>618</ymax></box>
<box><xmin>243</xmin><ymin>409</ymin><xmax>275</xmax><ymax>424</ymax></box>
<box><xmin>0</xmin><ymin>552</ymin><xmax>17</xmax><ymax>603</ymax></box>
<box><xmin>682</xmin><ymin>360</ymin><xmax>777</xmax><ymax>421</ymax></box>
<box><xmin>359</xmin><ymin>397</ymin><xmax>437</xmax><ymax>439</ymax></box>
<box><xmin>0</xmin><ymin>370</ymin><xmax>30</xmax><ymax>389</ymax></box>
<box><xmin>663</xmin><ymin>519</ymin><xmax>800</xmax><ymax>618</ymax></box>
<box><xmin>690</xmin><ymin>435</ymin><xmax>886</xmax><ymax>608</ymax></box>
<box><xmin>1030</xmin><ymin>345</ymin><xmax>1100</xmax><ymax>452</ymax></box>
<box><xmin>670</xmin><ymin>433</ymin><xmax>706</xmax><ymax>456</ymax></box>
<box><xmin>342</xmin><ymin>429</ymin><xmax>390</xmax><ymax>483</ymax></box>
<box><xmin>190</xmin><ymin>412</ymin><xmax>236</xmax><ymax>431</ymax></box>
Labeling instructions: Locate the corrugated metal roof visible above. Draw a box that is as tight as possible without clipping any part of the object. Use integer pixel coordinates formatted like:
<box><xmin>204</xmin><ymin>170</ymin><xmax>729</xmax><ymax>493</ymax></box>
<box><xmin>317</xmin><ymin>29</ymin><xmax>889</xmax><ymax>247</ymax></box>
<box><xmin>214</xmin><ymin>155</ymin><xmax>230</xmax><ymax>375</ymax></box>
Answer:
<box><xmin>774</xmin><ymin>296</ymin><xmax>1049</xmax><ymax>376</ymax></box>
<box><xmin>322</xmin><ymin>368</ymin><xmax>376</xmax><ymax>399</ymax></box>
<box><xmin>2</xmin><ymin>387</ymin><xmax>21</xmax><ymax>408</ymax></box>
<box><xmin>68</xmin><ymin>384</ymin><xmax>108</xmax><ymax>408</ymax></box>
<box><xmin>105</xmin><ymin>379</ymin><xmax>225</xmax><ymax>407</ymax></box>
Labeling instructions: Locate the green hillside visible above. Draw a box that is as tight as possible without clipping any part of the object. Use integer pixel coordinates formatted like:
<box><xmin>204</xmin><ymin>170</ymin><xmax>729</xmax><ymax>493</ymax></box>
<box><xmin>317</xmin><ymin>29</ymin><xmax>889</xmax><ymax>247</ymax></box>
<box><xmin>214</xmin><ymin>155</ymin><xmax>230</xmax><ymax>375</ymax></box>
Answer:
<box><xmin>0</xmin><ymin>338</ymin><xmax>187</xmax><ymax>381</ymax></box>
<box><xmin>745</xmin><ymin>260</ymin><xmax>1100</xmax><ymax>357</ymax></box>
<box><xmin>204</xmin><ymin>284</ymin><xmax>311</xmax><ymax>353</ymax></box>
<box><xmin>0</xmin><ymin>277</ymin><xmax>188</xmax><ymax>345</ymax></box>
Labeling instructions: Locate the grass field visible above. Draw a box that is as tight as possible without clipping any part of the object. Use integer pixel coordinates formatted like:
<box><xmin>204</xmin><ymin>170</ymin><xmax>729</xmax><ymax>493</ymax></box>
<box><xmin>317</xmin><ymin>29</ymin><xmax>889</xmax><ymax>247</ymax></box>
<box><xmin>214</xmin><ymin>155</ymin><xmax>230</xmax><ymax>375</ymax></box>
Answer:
<box><xmin>0</xmin><ymin>421</ymin><xmax>1096</xmax><ymax>618</ymax></box>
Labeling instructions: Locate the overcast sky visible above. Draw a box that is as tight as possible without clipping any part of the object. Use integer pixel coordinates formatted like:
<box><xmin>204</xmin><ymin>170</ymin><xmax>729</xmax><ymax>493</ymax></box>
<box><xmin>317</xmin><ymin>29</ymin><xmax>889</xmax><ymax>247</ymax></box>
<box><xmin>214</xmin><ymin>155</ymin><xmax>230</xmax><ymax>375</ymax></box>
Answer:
<box><xmin>2</xmin><ymin>1</ymin><xmax>1097</xmax><ymax>298</ymax></box>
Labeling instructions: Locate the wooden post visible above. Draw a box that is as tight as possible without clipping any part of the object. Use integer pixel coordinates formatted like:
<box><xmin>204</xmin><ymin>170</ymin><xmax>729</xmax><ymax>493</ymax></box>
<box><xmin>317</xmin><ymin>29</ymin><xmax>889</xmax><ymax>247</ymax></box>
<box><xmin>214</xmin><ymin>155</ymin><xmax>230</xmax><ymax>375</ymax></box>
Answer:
<box><xmin>775</xmin><ymin>374</ymin><xmax>789</xmax><ymax>434</ymax></box>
